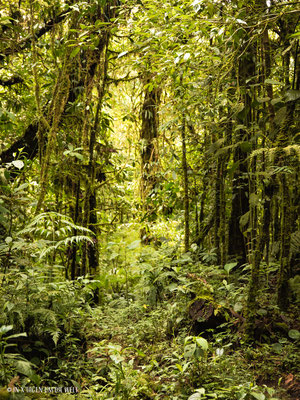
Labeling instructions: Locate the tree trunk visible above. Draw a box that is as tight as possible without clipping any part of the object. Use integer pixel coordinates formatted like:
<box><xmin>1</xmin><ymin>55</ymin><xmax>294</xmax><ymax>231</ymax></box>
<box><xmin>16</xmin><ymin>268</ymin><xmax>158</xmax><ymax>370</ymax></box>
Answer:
<box><xmin>227</xmin><ymin>144</ymin><xmax>249</xmax><ymax>265</ymax></box>
<box><xmin>246</xmin><ymin>156</ymin><xmax>261</xmax><ymax>339</ymax></box>
<box><xmin>181</xmin><ymin>116</ymin><xmax>189</xmax><ymax>253</ymax></box>
<box><xmin>276</xmin><ymin>19</ymin><xmax>298</xmax><ymax>309</ymax></box>
<box><xmin>214</xmin><ymin>158</ymin><xmax>221</xmax><ymax>264</ymax></box>
<box><xmin>277</xmin><ymin>172</ymin><xmax>292</xmax><ymax>310</ymax></box>
<box><xmin>70</xmin><ymin>179</ymin><xmax>81</xmax><ymax>280</ymax></box>
<box><xmin>139</xmin><ymin>77</ymin><xmax>161</xmax><ymax>242</ymax></box>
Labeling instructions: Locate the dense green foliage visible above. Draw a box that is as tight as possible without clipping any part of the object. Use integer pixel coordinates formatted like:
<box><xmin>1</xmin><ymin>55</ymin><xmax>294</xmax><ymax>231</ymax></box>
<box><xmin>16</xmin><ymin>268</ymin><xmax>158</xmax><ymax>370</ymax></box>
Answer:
<box><xmin>0</xmin><ymin>0</ymin><xmax>299</xmax><ymax>398</ymax></box>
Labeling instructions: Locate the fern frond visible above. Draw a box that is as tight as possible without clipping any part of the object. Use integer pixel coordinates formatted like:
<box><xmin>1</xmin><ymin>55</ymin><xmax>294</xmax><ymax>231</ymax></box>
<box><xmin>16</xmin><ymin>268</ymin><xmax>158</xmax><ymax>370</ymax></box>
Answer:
<box><xmin>31</xmin><ymin>308</ymin><xmax>58</xmax><ymax>330</ymax></box>
<box><xmin>54</xmin><ymin>235</ymin><xmax>94</xmax><ymax>248</ymax></box>
<box><xmin>284</xmin><ymin>144</ymin><xmax>300</xmax><ymax>161</ymax></box>
<box><xmin>38</xmin><ymin>235</ymin><xmax>94</xmax><ymax>259</ymax></box>
<box><xmin>17</xmin><ymin>212</ymin><xmax>93</xmax><ymax>237</ymax></box>
<box><xmin>44</xmin><ymin>327</ymin><xmax>61</xmax><ymax>346</ymax></box>
<box><xmin>251</xmin><ymin>145</ymin><xmax>300</xmax><ymax>163</ymax></box>
<box><xmin>11</xmin><ymin>309</ymin><xmax>25</xmax><ymax>330</ymax></box>
<box><xmin>16</xmin><ymin>212</ymin><xmax>95</xmax><ymax>260</ymax></box>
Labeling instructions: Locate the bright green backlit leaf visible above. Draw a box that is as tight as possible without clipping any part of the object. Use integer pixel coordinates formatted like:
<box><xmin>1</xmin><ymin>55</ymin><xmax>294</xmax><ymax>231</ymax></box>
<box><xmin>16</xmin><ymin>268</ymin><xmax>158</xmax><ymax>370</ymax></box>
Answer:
<box><xmin>183</xmin><ymin>53</ymin><xmax>191</xmax><ymax>61</ymax></box>
<box><xmin>224</xmin><ymin>262</ymin><xmax>237</xmax><ymax>274</ymax></box>
<box><xmin>5</xmin><ymin>236</ymin><xmax>13</xmax><ymax>244</ymax></box>
<box><xmin>195</xmin><ymin>337</ymin><xmax>208</xmax><ymax>351</ymax></box>
<box><xmin>11</xmin><ymin>160</ymin><xmax>24</xmax><ymax>169</ymax></box>
<box><xmin>250</xmin><ymin>392</ymin><xmax>265</xmax><ymax>400</ymax></box>
<box><xmin>0</xmin><ymin>325</ymin><xmax>13</xmax><ymax>335</ymax></box>
<box><xmin>70</xmin><ymin>47</ymin><xmax>80</xmax><ymax>58</ymax></box>
<box><xmin>127</xmin><ymin>239</ymin><xmax>141</xmax><ymax>250</ymax></box>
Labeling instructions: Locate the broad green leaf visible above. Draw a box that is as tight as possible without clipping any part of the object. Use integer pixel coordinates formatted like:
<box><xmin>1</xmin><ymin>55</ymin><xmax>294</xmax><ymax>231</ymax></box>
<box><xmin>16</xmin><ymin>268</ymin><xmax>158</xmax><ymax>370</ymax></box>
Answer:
<box><xmin>249</xmin><ymin>193</ymin><xmax>259</xmax><ymax>206</ymax></box>
<box><xmin>216</xmin><ymin>348</ymin><xmax>224</xmax><ymax>356</ymax></box>
<box><xmin>289</xmin><ymin>31</ymin><xmax>300</xmax><ymax>38</ymax></box>
<box><xmin>4</xmin><ymin>169</ymin><xmax>10</xmax><ymax>180</ymax></box>
<box><xmin>5</xmin><ymin>236</ymin><xmax>12</xmax><ymax>244</ymax></box>
<box><xmin>109</xmin><ymin>251</ymin><xmax>119</xmax><ymax>260</ymax></box>
<box><xmin>265</xmin><ymin>79</ymin><xmax>283</xmax><ymax>86</ymax></box>
<box><xmin>3</xmin><ymin>302</ymin><xmax>14</xmax><ymax>312</ymax></box>
<box><xmin>127</xmin><ymin>239</ymin><xmax>141</xmax><ymax>250</ymax></box>
<box><xmin>0</xmin><ymin>325</ymin><xmax>13</xmax><ymax>334</ymax></box>
<box><xmin>6</xmin><ymin>332</ymin><xmax>27</xmax><ymax>340</ymax></box>
<box><xmin>235</xmin><ymin>124</ymin><xmax>247</xmax><ymax>131</ymax></box>
<box><xmin>14</xmin><ymin>183</ymin><xmax>29</xmax><ymax>192</ymax></box>
<box><xmin>257</xmin><ymin>97</ymin><xmax>270</xmax><ymax>103</ymax></box>
<box><xmin>188</xmin><ymin>394</ymin><xmax>201</xmax><ymax>400</ymax></box>
<box><xmin>257</xmin><ymin>309</ymin><xmax>267</xmax><ymax>316</ymax></box>
<box><xmin>239</xmin><ymin>211</ymin><xmax>250</xmax><ymax>228</ymax></box>
<box><xmin>16</xmin><ymin>360</ymin><xmax>33</xmax><ymax>377</ymax></box>
<box><xmin>236</xmin><ymin>19</ymin><xmax>247</xmax><ymax>25</ymax></box>
<box><xmin>184</xmin><ymin>336</ymin><xmax>193</xmax><ymax>345</ymax></box>
<box><xmin>118</xmin><ymin>51</ymin><xmax>128</xmax><ymax>58</ymax></box>
<box><xmin>107</xmin><ymin>241</ymin><xmax>117</xmax><ymax>247</ymax></box>
<box><xmin>188</xmin><ymin>388</ymin><xmax>205</xmax><ymax>400</ymax></box>
<box><xmin>195</xmin><ymin>337</ymin><xmax>208</xmax><ymax>351</ymax></box>
<box><xmin>285</xmin><ymin>90</ymin><xmax>300</xmax><ymax>102</ymax></box>
<box><xmin>272</xmin><ymin>343</ymin><xmax>282</xmax><ymax>353</ymax></box>
<box><xmin>95</xmin><ymin>20</ymin><xmax>110</xmax><ymax>27</ymax></box>
<box><xmin>192</xmin><ymin>0</ymin><xmax>203</xmax><ymax>12</ymax></box>
<box><xmin>250</xmin><ymin>392</ymin><xmax>265</xmax><ymax>400</ymax></box>
<box><xmin>271</xmin><ymin>98</ymin><xmax>283</xmax><ymax>105</ymax></box>
<box><xmin>182</xmin><ymin>362</ymin><xmax>190</xmax><ymax>372</ymax></box>
<box><xmin>288</xmin><ymin>329</ymin><xmax>300</xmax><ymax>340</ymax></box>
<box><xmin>110</xmin><ymin>353</ymin><xmax>124</xmax><ymax>364</ymax></box>
<box><xmin>234</xmin><ymin>302</ymin><xmax>243</xmax><ymax>312</ymax></box>
<box><xmin>71</xmin><ymin>380</ymin><xmax>81</xmax><ymax>393</ymax></box>
<box><xmin>73</xmin><ymin>152</ymin><xmax>84</xmax><ymax>160</ymax></box>
<box><xmin>11</xmin><ymin>160</ymin><xmax>24</xmax><ymax>169</ymax></box>
<box><xmin>274</xmin><ymin>106</ymin><xmax>287</xmax><ymax>125</ymax></box>
<box><xmin>0</xmin><ymin>17</ymin><xmax>12</xmax><ymax>25</ymax></box>
<box><xmin>176</xmin><ymin>363</ymin><xmax>183</xmax><ymax>372</ymax></box>
<box><xmin>183</xmin><ymin>53</ymin><xmax>191</xmax><ymax>61</ymax></box>
<box><xmin>0</xmin><ymin>205</ymin><xmax>9</xmax><ymax>214</ymax></box>
<box><xmin>265</xmin><ymin>387</ymin><xmax>275</xmax><ymax>396</ymax></box>
<box><xmin>29</xmin><ymin>372</ymin><xmax>41</xmax><ymax>385</ymax></box>
<box><xmin>184</xmin><ymin>343</ymin><xmax>196</xmax><ymax>359</ymax></box>
<box><xmin>224</xmin><ymin>262</ymin><xmax>237</xmax><ymax>274</ymax></box>
<box><xmin>70</xmin><ymin>47</ymin><xmax>80</xmax><ymax>58</ymax></box>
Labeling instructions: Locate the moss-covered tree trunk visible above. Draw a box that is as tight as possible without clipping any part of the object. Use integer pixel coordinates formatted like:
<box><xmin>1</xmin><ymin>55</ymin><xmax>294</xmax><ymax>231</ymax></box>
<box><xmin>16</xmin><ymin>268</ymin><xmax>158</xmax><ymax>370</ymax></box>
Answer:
<box><xmin>228</xmin><ymin>46</ymin><xmax>255</xmax><ymax>266</ymax></box>
<box><xmin>276</xmin><ymin>14</ymin><xmax>299</xmax><ymax>309</ymax></box>
<box><xmin>277</xmin><ymin>170</ymin><xmax>292</xmax><ymax>310</ymax></box>
<box><xmin>181</xmin><ymin>116</ymin><xmax>189</xmax><ymax>253</ymax></box>
<box><xmin>70</xmin><ymin>179</ymin><xmax>81</xmax><ymax>280</ymax></box>
<box><xmin>242</xmin><ymin>0</ymin><xmax>262</xmax><ymax>339</ymax></box>
<box><xmin>246</xmin><ymin>156</ymin><xmax>261</xmax><ymax>339</ymax></box>
<box><xmin>84</xmin><ymin>43</ymin><xmax>109</xmax><ymax>279</ymax></box>
<box><xmin>139</xmin><ymin>77</ymin><xmax>161</xmax><ymax>242</ymax></box>
<box><xmin>79</xmin><ymin>2</ymin><xmax>118</xmax><ymax>278</ymax></box>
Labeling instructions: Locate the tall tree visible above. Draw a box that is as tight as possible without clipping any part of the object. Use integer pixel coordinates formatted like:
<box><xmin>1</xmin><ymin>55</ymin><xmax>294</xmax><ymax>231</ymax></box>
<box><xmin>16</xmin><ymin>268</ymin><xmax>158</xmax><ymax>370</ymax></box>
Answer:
<box><xmin>139</xmin><ymin>76</ymin><xmax>161</xmax><ymax>242</ymax></box>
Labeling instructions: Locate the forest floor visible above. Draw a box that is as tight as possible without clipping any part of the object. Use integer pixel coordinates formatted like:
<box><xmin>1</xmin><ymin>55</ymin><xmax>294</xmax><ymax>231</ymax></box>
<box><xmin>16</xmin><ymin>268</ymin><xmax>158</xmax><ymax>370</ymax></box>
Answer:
<box><xmin>1</xmin><ymin>224</ymin><xmax>299</xmax><ymax>400</ymax></box>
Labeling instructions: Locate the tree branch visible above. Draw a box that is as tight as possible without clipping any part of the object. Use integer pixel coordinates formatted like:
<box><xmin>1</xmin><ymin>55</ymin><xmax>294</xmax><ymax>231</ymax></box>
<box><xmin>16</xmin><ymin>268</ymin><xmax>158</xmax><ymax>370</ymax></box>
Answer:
<box><xmin>0</xmin><ymin>76</ymin><xmax>24</xmax><ymax>87</ymax></box>
<box><xmin>0</xmin><ymin>7</ymin><xmax>71</xmax><ymax>62</ymax></box>
<box><xmin>108</xmin><ymin>41</ymin><xmax>152</xmax><ymax>61</ymax></box>
<box><xmin>107</xmin><ymin>73</ymin><xmax>140</xmax><ymax>84</ymax></box>
<box><xmin>0</xmin><ymin>123</ymin><xmax>38</xmax><ymax>165</ymax></box>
